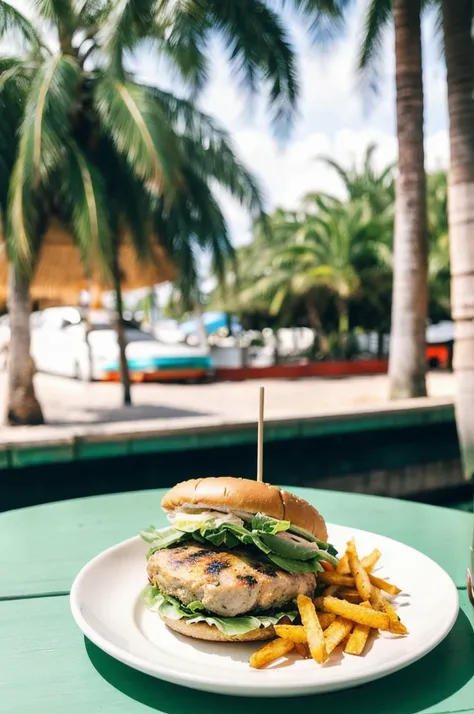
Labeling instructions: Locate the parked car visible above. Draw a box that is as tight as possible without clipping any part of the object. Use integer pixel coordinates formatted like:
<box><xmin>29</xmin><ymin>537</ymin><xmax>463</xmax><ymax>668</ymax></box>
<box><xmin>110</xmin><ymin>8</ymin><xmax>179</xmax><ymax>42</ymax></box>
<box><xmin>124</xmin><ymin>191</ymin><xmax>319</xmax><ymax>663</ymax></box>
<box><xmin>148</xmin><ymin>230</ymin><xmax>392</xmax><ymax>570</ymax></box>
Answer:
<box><xmin>29</xmin><ymin>307</ymin><xmax>215</xmax><ymax>382</ymax></box>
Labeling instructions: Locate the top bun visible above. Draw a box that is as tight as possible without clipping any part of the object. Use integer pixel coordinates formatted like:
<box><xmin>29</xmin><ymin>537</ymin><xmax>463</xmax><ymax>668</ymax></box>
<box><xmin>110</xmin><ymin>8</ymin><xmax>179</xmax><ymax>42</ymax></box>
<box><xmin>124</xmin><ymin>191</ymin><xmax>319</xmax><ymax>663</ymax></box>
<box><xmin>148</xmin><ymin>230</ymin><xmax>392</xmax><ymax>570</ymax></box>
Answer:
<box><xmin>161</xmin><ymin>477</ymin><xmax>328</xmax><ymax>542</ymax></box>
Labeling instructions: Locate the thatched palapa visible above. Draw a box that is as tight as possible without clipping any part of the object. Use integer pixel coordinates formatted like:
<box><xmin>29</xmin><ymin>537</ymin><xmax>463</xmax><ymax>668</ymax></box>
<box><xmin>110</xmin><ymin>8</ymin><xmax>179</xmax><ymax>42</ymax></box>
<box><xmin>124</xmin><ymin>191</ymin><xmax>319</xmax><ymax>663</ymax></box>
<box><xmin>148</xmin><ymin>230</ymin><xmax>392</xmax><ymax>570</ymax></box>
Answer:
<box><xmin>0</xmin><ymin>223</ymin><xmax>176</xmax><ymax>306</ymax></box>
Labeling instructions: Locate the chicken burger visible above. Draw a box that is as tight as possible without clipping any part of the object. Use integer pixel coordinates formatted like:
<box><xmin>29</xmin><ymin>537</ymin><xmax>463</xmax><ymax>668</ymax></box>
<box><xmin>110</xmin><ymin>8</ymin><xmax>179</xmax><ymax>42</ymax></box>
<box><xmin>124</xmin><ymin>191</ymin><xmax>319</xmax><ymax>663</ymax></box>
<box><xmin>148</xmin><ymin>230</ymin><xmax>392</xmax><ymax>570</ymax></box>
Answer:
<box><xmin>141</xmin><ymin>477</ymin><xmax>337</xmax><ymax>642</ymax></box>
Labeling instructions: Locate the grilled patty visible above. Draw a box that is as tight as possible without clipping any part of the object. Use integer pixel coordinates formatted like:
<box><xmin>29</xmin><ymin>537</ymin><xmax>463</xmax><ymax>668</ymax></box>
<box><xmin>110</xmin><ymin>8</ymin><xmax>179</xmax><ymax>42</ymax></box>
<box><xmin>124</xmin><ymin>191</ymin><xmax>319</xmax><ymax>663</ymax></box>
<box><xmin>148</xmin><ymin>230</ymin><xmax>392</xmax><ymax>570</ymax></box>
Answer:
<box><xmin>147</xmin><ymin>542</ymin><xmax>316</xmax><ymax>617</ymax></box>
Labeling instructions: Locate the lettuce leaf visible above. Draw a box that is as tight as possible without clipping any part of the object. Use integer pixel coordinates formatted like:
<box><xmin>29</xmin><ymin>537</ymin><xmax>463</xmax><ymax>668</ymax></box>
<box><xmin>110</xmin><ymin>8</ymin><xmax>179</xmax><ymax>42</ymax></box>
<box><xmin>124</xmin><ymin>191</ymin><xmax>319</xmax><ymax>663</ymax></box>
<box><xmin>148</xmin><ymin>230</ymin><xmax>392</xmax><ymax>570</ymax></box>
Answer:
<box><xmin>140</xmin><ymin>525</ymin><xmax>187</xmax><ymax>558</ymax></box>
<box><xmin>141</xmin><ymin>513</ymin><xmax>338</xmax><ymax>572</ymax></box>
<box><xmin>251</xmin><ymin>513</ymin><xmax>291</xmax><ymax>534</ymax></box>
<box><xmin>142</xmin><ymin>585</ymin><xmax>298</xmax><ymax>637</ymax></box>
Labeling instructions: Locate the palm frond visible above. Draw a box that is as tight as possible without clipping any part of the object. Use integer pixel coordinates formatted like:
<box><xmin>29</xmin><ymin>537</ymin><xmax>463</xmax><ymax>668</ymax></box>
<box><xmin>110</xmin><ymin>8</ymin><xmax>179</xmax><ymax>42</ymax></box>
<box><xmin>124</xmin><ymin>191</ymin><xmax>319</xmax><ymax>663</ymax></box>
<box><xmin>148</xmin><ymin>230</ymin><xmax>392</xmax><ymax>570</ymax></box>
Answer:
<box><xmin>280</xmin><ymin>0</ymin><xmax>351</xmax><ymax>45</ymax></box>
<box><xmin>95</xmin><ymin>135</ymin><xmax>151</xmax><ymax>261</ymax></box>
<box><xmin>61</xmin><ymin>140</ymin><xmax>113</xmax><ymax>274</ymax></box>
<box><xmin>269</xmin><ymin>283</ymin><xmax>291</xmax><ymax>315</ymax></box>
<box><xmin>78</xmin><ymin>0</ymin><xmax>110</xmax><ymax>27</ymax></box>
<box><xmin>139</xmin><ymin>83</ymin><xmax>266</xmax><ymax>216</ymax></box>
<box><xmin>315</xmin><ymin>155</ymin><xmax>354</xmax><ymax>197</ymax></box>
<box><xmin>0</xmin><ymin>1</ymin><xmax>43</xmax><ymax>49</ymax></box>
<box><xmin>100</xmin><ymin>0</ymin><xmax>156</xmax><ymax>72</ymax></box>
<box><xmin>7</xmin><ymin>54</ymin><xmax>81</xmax><ymax>259</ymax></box>
<box><xmin>94</xmin><ymin>74</ymin><xmax>181</xmax><ymax>192</ymax></box>
<box><xmin>0</xmin><ymin>57</ymin><xmax>35</xmax><ymax>91</ymax></box>
<box><xmin>155</xmin><ymin>166</ymin><xmax>235</xmax><ymax>299</ymax></box>
<box><xmin>239</xmin><ymin>271</ymin><xmax>287</xmax><ymax>306</ymax></box>
<box><xmin>182</xmin><ymin>134</ymin><xmax>265</xmax><ymax>217</ymax></box>
<box><xmin>208</xmin><ymin>0</ymin><xmax>299</xmax><ymax>131</ymax></box>
<box><xmin>154</xmin><ymin>0</ymin><xmax>209</xmax><ymax>91</ymax></box>
<box><xmin>0</xmin><ymin>69</ymin><xmax>28</xmax><ymax>215</ymax></box>
<box><xmin>357</xmin><ymin>0</ymin><xmax>392</xmax><ymax>94</ymax></box>
<box><xmin>36</xmin><ymin>0</ymin><xmax>76</xmax><ymax>31</ymax></box>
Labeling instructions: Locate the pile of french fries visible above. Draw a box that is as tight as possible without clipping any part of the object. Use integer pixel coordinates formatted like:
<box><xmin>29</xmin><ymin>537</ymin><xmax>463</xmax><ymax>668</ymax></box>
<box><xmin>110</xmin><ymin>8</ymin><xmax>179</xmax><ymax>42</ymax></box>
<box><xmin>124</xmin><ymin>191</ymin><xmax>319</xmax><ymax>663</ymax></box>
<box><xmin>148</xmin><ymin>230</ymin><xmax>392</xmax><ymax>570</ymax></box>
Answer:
<box><xmin>249</xmin><ymin>538</ymin><xmax>407</xmax><ymax>669</ymax></box>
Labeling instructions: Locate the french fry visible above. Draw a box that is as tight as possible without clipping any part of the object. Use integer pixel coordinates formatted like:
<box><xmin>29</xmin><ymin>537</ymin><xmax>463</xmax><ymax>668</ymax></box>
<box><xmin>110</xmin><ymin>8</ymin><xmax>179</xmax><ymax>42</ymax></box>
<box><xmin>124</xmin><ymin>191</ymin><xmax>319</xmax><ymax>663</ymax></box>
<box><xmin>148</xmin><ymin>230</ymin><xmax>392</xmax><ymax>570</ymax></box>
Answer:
<box><xmin>337</xmin><ymin>588</ymin><xmax>362</xmax><ymax>602</ymax></box>
<box><xmin>319</xmin><ymin>573</ymin><xmax>355</xmax><ymax>587</ymax></box>
<box><xmin>321</xmin><ymin>572</ymin><xmax>400</xmax><ymax>596</ymax></box>
<box><xmin>382</xmin><ymin>601</ymin><xmax>409</xmax><ymax>635</ymax></box>
<box><xmin>297</xmin><ymin>594</ymin><xmax>327</xmax><ymax>664</ymax></box>
<box><xmin>324</xmin><ymin>617</ymin><xmax>353</xmax><ymax>655</ymax></box>
<box><xmin>322</xmin><ymin>584</ymin><xmax>339</xmax><ymax>598</ymax></box>
<box><xmin>347</xmin><ymin>538</ymin><xmax>373</xmax><ymax>601</ymax></box>
<box><xmin>317</xmin><ymin>596</ymin><xmax>391</xmax><ymax>630</ymax></box>
<box><xmin>336</xmin><ymin>553</ymin><xmax>350</xmax><ymax>574</ymax></box>
<box><xmin>369</xmin><ymin>574</ymin><xmax>401</xmax><ymax>597</ymax></box>
<box><xmin>361</xmin><ymin>549</ymin><xmax>382</xmax><ymax>572</ymax></box>
<box><xmin>318</xmin><ymin>612</ymin><xmax>337</xmax><ymax>630</ymax></box>
<box><xmin>249</xmin><ymin>638</ymin><xmax>295</xmax><ymax>669</ymax></box>
<box><xmin>369</xmin><ymin>586</ymin><xmax>387</xmax><ymax>612</ymax></box>
<box><xmin>382</xmin><ymin>599</ymin><xmax>400</xmax><ymax>621</ymax></box>
<box><xmin>344</xmin><ymin>602</ymin><xmax>371</xmax><ymax>656</ymax></box>
<box><xmin>295</xmin><ymin>642</ymin><xmax>310</xmax><ymax>658</ymax></box>
<box><xmin>338</xmin><ymin>547</ymin><xmax>382</xmax><ymax>576</ymax></box>
<box><xmin>274</xmin><ymin>624</ymin><xmax>307</xmax><ymax>644</ymax></box>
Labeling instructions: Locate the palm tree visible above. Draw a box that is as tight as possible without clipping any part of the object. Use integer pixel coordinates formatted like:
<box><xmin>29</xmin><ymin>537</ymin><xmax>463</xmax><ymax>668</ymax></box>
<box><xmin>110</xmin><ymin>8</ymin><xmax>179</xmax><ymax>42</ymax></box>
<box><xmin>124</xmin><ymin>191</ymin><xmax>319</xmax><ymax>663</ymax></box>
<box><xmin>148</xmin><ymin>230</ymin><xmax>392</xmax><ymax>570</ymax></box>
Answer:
<box><xmin>317</xmin><ymin>143</ymin><xmax>395</xmax><ymax>214</ymax></box>
<box><xmin>440</xmin><ymin>0</ymin><xmax>474</xmax><ymax>481</ymax></box>
<box><xmin>0</xmin><ymin>0</ymin><xmax>307</xmax><ymax>424</ymax></box>
<box><xmin>359</xmin><ymin>0</ymin><xmax>429</xmax><ymax>399</ymax></box>
<box><xmin>237</xmin><ymin>193</ymin><xmax>391</xmax><ymax>348</ymax></box>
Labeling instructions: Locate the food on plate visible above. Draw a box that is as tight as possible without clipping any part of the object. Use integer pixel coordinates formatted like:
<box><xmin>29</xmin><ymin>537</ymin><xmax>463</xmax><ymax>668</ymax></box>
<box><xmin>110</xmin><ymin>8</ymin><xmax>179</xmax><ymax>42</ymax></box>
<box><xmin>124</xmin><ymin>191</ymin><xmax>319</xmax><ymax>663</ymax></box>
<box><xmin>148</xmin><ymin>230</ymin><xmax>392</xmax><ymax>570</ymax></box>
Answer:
<box><xmin>249</xmin><ymin>637</ymin><xmax>295</xmax><ymax>669</ymax></box>
<box><xmin>316</xmin><ymin>596</ymin><xmax>399</xmax><ymax>631</ymax></box>
<box><xmin>337</xmin><ymin>548</ymin><xmax>381</xmax><ymax>575</ymax></box>
<box><xmin>140</xmin><ymin>477</ymin><xmax>337</xmax><ymax>642</ymax></box>
<box><xmin>344</xmin><ymin>603</ymin><xmax>372</xmax><ymax>655</ymax></box>
<box><xmin>297</xmin><ymin>595</ymin><xmax>327</xmax><ymax>663</ymax></box>
<box><xmin>347</xmin><ymin>538</ymin><xmax>373</xmax><ymax>601</ymax></box>
<box><xmin>294</xmin><ymin>642</ymin><xmax>310</xmax><ymax>658</ymax></box>
<box><xmin>249</xmin><ymin>538</ymin><xmax>408</xmax><ymax>668</ymax></box>
<box><xmin>361</xmin><ymin>548</ymin><xmax>382</xmax><ymax>572</ymax></box>
<box><xmin>368</xmin><ymin>574</ymin><xmax>401</xmax><ymax>596</ymax></box>
<box><xmin>274</xmin><ymin>624</ymin><xmax>309</xmax><ymax>644</ymax></box>
<box><xmin>320</xmin><ymin>571</ymin><xmax>401</xmax><ymax>597</ymax></box>
<box><xmin>323</xmin><ymin>616</ymin><xmax>353</xmax><ymax>655</ymax></box>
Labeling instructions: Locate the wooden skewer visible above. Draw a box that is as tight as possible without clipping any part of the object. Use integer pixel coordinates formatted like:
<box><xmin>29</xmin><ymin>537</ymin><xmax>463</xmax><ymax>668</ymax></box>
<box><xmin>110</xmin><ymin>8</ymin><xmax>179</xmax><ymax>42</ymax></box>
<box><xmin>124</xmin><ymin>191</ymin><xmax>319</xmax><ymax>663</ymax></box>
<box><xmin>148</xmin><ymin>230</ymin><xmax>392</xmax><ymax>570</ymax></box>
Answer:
<box><xmin>257</xmin><ymin>386</ymin><xmax>265</xmax><ymax>482</ymax></box>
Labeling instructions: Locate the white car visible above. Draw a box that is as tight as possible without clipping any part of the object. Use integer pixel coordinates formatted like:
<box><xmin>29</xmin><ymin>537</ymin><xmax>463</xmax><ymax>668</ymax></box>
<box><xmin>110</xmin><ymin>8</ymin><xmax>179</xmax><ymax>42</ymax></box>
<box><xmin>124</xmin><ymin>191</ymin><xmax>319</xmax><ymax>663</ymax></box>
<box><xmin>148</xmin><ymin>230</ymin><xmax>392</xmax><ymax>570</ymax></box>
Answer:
<box><xmin>29</xmin><ymin>307</ymin><xmax>215</xmax><ymax>382</ymax></box>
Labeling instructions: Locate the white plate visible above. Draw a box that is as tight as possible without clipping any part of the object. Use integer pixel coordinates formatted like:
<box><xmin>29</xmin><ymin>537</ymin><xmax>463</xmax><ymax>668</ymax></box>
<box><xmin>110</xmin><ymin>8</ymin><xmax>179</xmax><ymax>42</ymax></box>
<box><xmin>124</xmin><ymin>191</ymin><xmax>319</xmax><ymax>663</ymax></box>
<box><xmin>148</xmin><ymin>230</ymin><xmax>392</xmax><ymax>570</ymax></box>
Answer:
<box><xmin>70</xmin><ymin>524</ymin><xmax>459</xmax><ymax>698</ymax></box>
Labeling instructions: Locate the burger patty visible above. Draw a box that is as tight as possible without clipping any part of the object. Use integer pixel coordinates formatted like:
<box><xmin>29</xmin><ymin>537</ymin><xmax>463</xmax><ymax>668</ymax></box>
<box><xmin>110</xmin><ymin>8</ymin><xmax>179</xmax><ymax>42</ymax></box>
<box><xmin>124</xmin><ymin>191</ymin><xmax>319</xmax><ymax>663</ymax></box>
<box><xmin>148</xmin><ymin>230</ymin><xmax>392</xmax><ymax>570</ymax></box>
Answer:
<box><xmin>147</xmin><ymin>542</ymin><xmax>316</xmax><ymax>617</ymax></box>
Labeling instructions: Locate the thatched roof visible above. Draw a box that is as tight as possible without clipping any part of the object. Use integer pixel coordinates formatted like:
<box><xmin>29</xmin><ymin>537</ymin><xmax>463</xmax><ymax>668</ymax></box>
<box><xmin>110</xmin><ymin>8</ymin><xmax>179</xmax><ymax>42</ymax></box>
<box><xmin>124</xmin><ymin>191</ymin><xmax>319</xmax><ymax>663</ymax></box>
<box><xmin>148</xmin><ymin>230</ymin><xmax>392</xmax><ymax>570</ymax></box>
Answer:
<box><xmin>0</xmin><ymin>223</ymin><xmax>176</xmax><ymax>306</ymax></box>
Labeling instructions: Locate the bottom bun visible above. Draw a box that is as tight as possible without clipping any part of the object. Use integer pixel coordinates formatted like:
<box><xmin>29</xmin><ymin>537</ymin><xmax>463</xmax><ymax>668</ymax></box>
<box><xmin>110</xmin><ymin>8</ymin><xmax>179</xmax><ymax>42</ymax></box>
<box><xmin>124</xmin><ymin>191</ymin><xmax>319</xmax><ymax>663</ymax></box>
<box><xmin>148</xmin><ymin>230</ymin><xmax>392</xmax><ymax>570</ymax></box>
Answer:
<box><xmin>160</xmin><ymin>615</ymin><xmax>276</xmax><ymax>642</ymax></box>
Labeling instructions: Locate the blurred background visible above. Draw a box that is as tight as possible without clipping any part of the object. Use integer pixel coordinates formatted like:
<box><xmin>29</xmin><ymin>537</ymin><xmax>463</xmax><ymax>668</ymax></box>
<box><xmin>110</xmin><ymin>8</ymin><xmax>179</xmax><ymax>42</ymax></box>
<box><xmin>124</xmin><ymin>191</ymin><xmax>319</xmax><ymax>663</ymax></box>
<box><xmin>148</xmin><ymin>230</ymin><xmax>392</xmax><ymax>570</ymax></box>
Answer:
<box><xmin>0</xmin><ymin>0</ymin><xmax>472</xmax><ymax>514</ymax></box>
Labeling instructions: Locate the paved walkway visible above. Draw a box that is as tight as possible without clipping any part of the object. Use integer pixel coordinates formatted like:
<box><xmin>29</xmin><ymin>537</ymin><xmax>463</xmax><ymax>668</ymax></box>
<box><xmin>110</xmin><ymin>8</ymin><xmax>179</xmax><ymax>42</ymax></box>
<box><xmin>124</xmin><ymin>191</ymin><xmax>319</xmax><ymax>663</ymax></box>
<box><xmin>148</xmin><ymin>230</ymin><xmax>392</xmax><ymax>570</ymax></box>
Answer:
<box><xmin>0</xmin><ymin>370</ymin><xmax>454</xmax><ymax>434</ymax></box>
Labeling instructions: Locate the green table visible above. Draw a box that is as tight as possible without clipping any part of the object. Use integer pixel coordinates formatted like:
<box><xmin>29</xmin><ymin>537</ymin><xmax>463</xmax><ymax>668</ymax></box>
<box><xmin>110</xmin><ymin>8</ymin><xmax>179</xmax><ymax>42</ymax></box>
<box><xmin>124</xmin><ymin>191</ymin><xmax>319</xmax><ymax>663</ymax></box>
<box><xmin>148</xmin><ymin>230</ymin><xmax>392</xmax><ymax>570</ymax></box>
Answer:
<box><xmin>1</xmin><ymin>488</ymin><xmax>473</xmax><ymax>713</ymax></box>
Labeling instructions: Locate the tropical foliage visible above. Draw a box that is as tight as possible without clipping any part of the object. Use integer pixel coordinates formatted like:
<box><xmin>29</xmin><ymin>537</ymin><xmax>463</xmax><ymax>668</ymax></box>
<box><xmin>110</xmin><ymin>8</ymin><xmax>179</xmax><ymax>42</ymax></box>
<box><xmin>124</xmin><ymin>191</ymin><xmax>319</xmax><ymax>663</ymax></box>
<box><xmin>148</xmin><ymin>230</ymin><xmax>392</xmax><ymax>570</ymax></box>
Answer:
<box><xmin>215</xmin><ymin>150</ymin><xmax>449</xmax><ymax>359</ymax></box>
<box><xmin>2</xmin><ymin>0</ymin><xmax>346</xmax><ymax>421</ymax></box>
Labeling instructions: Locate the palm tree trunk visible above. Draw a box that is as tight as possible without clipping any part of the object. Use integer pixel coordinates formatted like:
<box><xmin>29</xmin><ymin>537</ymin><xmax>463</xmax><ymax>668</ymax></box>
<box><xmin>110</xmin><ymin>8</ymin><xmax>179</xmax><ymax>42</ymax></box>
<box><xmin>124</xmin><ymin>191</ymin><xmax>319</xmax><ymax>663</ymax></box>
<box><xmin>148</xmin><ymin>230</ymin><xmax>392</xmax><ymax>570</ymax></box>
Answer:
<box><xmin>194</xmin><ymin>299</ymin><xmax>209</xmax><ymax>352</ymax></box>
<box><xmin>338</xmin><ymin>298</ymin><xmax>349</xmax><ymax>336</ymax></box>
<box><xmin>305</xmin><ymin>297</ymin><xmax>328</xmax><ymax>354</ymax></box>
<box><xmin>442</xmin><ymin>0</ymin><xmax>474</xmax><ymax>481</ymax></box>
<box><xmin>5</xmin><ymin>265</ymin><xmax>44</xmax><ymax>425</ymax></box>
<box><xmin>111</xmin><ymin>243</ymin><xmax>132</xmax><ymax>406</ymax></box>
<box><xmin>388</xmin><ymin>0</ymin><xmax>428</xmax><ymax>399</ymax></box>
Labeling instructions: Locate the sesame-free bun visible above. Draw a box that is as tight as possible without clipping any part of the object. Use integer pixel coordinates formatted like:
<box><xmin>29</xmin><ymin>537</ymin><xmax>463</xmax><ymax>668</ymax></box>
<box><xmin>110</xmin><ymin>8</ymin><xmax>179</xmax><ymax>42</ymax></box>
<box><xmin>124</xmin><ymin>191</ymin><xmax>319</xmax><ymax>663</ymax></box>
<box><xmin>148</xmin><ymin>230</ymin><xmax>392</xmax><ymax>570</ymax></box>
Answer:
<box><xmin>160</xmin><ymin>614</ymin><xmax>276</xmax><ymax>642</ymax></box>
<box><xmin>161</xmin><ymin>477</ymin><xmax>327</xmax><ymax>542</ymax></box>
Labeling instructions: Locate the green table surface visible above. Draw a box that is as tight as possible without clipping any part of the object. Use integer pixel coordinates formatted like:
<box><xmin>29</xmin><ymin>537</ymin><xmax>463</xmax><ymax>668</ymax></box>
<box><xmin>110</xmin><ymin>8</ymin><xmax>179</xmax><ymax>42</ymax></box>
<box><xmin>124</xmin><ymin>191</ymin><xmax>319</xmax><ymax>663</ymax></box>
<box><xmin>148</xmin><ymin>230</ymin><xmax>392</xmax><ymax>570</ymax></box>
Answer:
<box><xmin>1</xmin><ymin>487</ymin><xmax>473</xmax><ymax>714</ymax></box>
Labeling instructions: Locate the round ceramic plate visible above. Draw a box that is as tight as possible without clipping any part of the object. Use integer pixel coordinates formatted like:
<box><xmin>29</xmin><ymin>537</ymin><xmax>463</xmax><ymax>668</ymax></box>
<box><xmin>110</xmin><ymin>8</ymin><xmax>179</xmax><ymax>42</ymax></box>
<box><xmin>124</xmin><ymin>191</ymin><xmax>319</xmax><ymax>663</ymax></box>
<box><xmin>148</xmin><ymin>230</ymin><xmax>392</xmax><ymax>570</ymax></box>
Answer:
<box><xmin>70</xmin><ymin>524</ymin><xmax>459</xmax><ymax>698</ymax></box>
